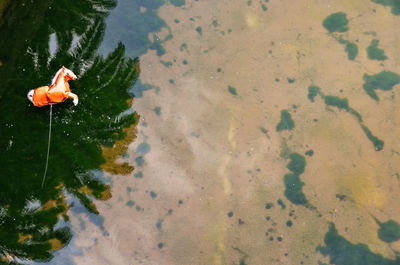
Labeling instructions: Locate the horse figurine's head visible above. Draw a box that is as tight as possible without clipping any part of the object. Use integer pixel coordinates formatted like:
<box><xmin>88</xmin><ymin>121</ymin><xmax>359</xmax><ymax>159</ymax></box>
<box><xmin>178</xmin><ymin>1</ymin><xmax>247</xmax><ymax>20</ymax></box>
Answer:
<box><xmin>63</xmin><ymin>67</ymin><xmax>77</xmax><ymax>81</ymax></box>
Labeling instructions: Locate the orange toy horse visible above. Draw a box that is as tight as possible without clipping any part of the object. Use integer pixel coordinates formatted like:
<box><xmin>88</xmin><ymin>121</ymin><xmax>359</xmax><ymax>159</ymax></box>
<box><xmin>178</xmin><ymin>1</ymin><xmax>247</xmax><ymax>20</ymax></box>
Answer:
<box><xmin>27</xmin><ymin>66</ymin><xmax>78</xmax><ymax>107</ymax></box>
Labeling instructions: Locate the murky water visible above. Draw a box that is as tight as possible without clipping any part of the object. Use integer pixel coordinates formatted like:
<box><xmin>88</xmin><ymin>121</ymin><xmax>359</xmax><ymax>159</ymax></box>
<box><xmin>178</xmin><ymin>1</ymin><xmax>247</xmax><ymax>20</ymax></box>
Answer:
<box><xmin>1</xmin><ymin>0</ymin><xmax>400</xmax><ymax>264</ymax></box>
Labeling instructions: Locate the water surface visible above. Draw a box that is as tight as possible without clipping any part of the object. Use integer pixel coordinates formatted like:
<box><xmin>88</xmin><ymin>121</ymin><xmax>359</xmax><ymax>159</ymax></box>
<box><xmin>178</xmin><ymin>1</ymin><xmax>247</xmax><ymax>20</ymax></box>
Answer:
<box><xmin>2</xmin><ymin>0</ymin><xmax>400</xmax><ymax>264</ymax></box>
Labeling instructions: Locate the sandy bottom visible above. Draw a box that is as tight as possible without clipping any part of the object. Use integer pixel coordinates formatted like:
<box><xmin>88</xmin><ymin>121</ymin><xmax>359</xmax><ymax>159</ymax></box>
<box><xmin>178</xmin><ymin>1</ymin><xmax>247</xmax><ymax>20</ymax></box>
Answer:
<box><xmin>71</xmin><ymin>0</ymin><xmax>400</xmax><ymax>264</ymax></box>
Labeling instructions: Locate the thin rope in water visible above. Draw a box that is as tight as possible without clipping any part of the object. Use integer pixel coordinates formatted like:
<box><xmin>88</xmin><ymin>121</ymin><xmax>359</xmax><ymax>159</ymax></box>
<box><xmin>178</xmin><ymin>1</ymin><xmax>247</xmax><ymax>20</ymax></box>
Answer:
<box><xmin>41</xmin><ymin>104</ymin><xmax>53</xmax><ymax>188</ymax></box>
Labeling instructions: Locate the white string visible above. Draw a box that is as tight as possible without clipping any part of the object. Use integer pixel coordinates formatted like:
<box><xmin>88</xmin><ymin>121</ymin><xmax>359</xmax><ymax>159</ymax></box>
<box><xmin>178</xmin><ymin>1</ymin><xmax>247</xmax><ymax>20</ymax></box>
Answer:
<box><xmin>41</xmin><ymin>104</ymin><xmax>53</xmax><ymax>188</ymax></box>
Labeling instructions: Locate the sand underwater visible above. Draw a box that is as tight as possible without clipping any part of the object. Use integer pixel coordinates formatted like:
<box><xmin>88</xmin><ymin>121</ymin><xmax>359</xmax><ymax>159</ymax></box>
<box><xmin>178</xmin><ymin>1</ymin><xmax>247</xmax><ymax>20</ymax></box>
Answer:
<box><xmin>6</xmin><ymin>0</ymin><xmax>400</xmax><ymax>264</ymax></box>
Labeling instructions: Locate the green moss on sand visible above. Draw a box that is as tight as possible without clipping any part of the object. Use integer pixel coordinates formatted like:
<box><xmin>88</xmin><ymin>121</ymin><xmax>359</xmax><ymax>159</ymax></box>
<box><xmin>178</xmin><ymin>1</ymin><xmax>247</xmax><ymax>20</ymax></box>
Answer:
<box><xmin>308</xmin><ymin>85</ymin><xmax>321</xmax><ymax>102</ymax></box>
<box><xmin>322</xmin><ymin>12</ymin><xmax>349</xmax><ymax>33</ymax></box>
<box><xmin>367</xmin><ymin>39</ymin><xmax>387</xmax><ymax>60</ymax></box>
<box><xmin>276</xmin><ymin>110</ymin><xmax>295</xmax><ymax>131</ymax></box>
<box><xmin>363</xmin><ymin>71</ymin><xmax>400</xmax><ymax>101</ymax></box>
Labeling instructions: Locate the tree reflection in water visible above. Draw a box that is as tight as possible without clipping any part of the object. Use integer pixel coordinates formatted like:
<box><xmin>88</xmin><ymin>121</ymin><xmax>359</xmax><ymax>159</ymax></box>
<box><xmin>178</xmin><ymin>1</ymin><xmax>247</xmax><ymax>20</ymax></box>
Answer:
<box><xmin>0</xmin><ymin>0</ymin><xmax>138</xmax><ymax>262</ymax></box>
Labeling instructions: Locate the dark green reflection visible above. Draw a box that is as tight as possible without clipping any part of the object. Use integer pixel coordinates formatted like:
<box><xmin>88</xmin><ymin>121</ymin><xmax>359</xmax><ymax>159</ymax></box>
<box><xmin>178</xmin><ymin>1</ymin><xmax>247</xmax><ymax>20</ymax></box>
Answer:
<box><xmin>0</xmin><ymin>0</ymin><xmax>138</xmax><ymax>262</ymax></box>
<box><xmin>99</xmin><ymin>0</ymin><xmax>170</xmax><ymax>58</ymax></box>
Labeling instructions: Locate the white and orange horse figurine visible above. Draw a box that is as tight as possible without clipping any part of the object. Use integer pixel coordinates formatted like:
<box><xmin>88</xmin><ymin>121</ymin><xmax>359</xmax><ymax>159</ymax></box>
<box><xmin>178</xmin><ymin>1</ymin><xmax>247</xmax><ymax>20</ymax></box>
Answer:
<box><xmin>27</xmin><ymin>66</ymin><xmax>78</xmax><ymax>107</ymax></box>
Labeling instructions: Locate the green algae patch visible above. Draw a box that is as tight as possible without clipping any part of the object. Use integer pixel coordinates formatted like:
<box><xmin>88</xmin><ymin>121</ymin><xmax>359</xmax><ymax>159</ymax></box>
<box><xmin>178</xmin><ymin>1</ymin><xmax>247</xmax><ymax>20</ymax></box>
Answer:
<box><xmin>154</xmin><ymin>106</ymin><xmax>161</xmax><ymax>115</ymax></box>
<box><xmin>337</xmin><ymin>38</ymin><xmax>358</xmax><ymax>60</ymax></box>
<box><xmin>308</xmin><ymin>85</ymin><xmax>321</xmax><ymax>102</ymax></box>
<box><xmin>344</xmin><ymin>41</ymin><xmax>358</xmax><ymax>60</ymax></box>
<box><xmin>196</xmin><ymin>26</ymin><xmax>202</xmax><ymax>35</ymax></box>
<box><xmin>277</xmin><ymin>199</ymin><xmax>286</xmax><ymax>209</ymax></box>
<box><xmin>284</xmin><ymin>173</ymin><xmax>308</xmax><ymax>205</ymax></box>
<box><xmin>150</xmin><ymin>191</ymin><xmax>158</xmax><ymax>199</ymax></box>
<box><xmin>363</xmin><ymin>71</ymin><xmax>400</xmax><ymax>101</ymax></box>
<box><xmin>261</xmin><ymin>4</ymin><xmax>268</xmax><ymax>11</ymax></box>
<box><xmin>367</xmin><ymin>39</ymin><xmax>387</xmax><ymax>60</ymax></box>
<box><xmin>126</xmin><ymin>200</ymin><xmax>135</xmax><ymax>207</ymax></box>
<box><xmin>361</xmin><ymin>125</ymin><xmax>384</xmax><ymax>151</ymax></box>
<box><xmin>324</xmin><ymin>95</ymin><xmax>349</xmax><ymax>110</ymax></box>
<box><xmin>265</xmin><ymin>202</ymin><xmax>274</xmax><ymax>209</ymax></box>
<box><xmin>156</xmin><ymin>219</ymin><xmax>163</xmax><ymax>230</ymax></box>
<box><xmin>228</xmin><ymin>85</ymin><xmax>237</xmax><ymax>95</ymax></box>
<box><xmin>276</xmin><ymin>110</ymin><xmax>295</xmax><ymax>131</ymax></box>
<box><xmin>160</xmin><ymin>60</ymin><xmax>172</xmax><ymax>67</ymax></box>
<box><xmin>336</xmin><ymin>194</ymin><xmax>347</xmax><ymax>201</ymax></box>
<box><xmin>376</xmin><ymin>219</ymin><xmax>400</xmax><ymax>242</ymax></box>
<box><xmin>317</xmin><ymin>223</ymin><xmax>400</xmax><ymax>265</ymax></box>
<box><xmin>311</xmin><ymin>84</ymin><xmax>384</xmax><ymax>151</ymax></box>
<box><xmin>180</xmin><ymin>43</ymin><xmax>187</xmax><ymax>51</ymax></box>
<box><xmin>287</xmin><ymin>153</ymin><xmax>306</xmax><ymax>174</ymax></box>
<box><xmin>280</xmin><ymin>138</ymin><xmax>291</xmax><ymax>159</ymax></box>
<box><xmin>170</xmin><ymin>0</ymin><xmax>186</xmax><ymax>6</ymax></box>
<box><xmin>322</xmin><ymin>12</ymin><xmax>349</xmax><ymax>33</ymax></box>
<box><xmin>371</xmin><ymin>0</ymin><xmax>400</xmax><ymax>15</ymax></box>
<box><xmin>134</xmin><ymin>171</ymin><xmax>144</xmax><ymax>178</ymax></box>
<box><xmin>305</xmin><ymin>149</ymin><xmax>314</xmax><ymax>157</ymax></box>
<box><xmin>283</xmin><ymin>153</ymin><xmax>308</xmax><ymax>205</ymax></box>
<box><xmin>348</xmin><ymin>108</ymin><xmax>363</xmax><ymax>122</ymax></box>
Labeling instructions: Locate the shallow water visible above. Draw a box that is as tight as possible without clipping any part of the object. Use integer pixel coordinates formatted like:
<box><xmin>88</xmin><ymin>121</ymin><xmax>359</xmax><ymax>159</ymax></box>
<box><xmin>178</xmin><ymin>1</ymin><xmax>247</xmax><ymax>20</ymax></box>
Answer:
<box><xmin>1</xmin><ymin>0</ymin><xmax>400</xmax><ymax>264</ymax></box>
